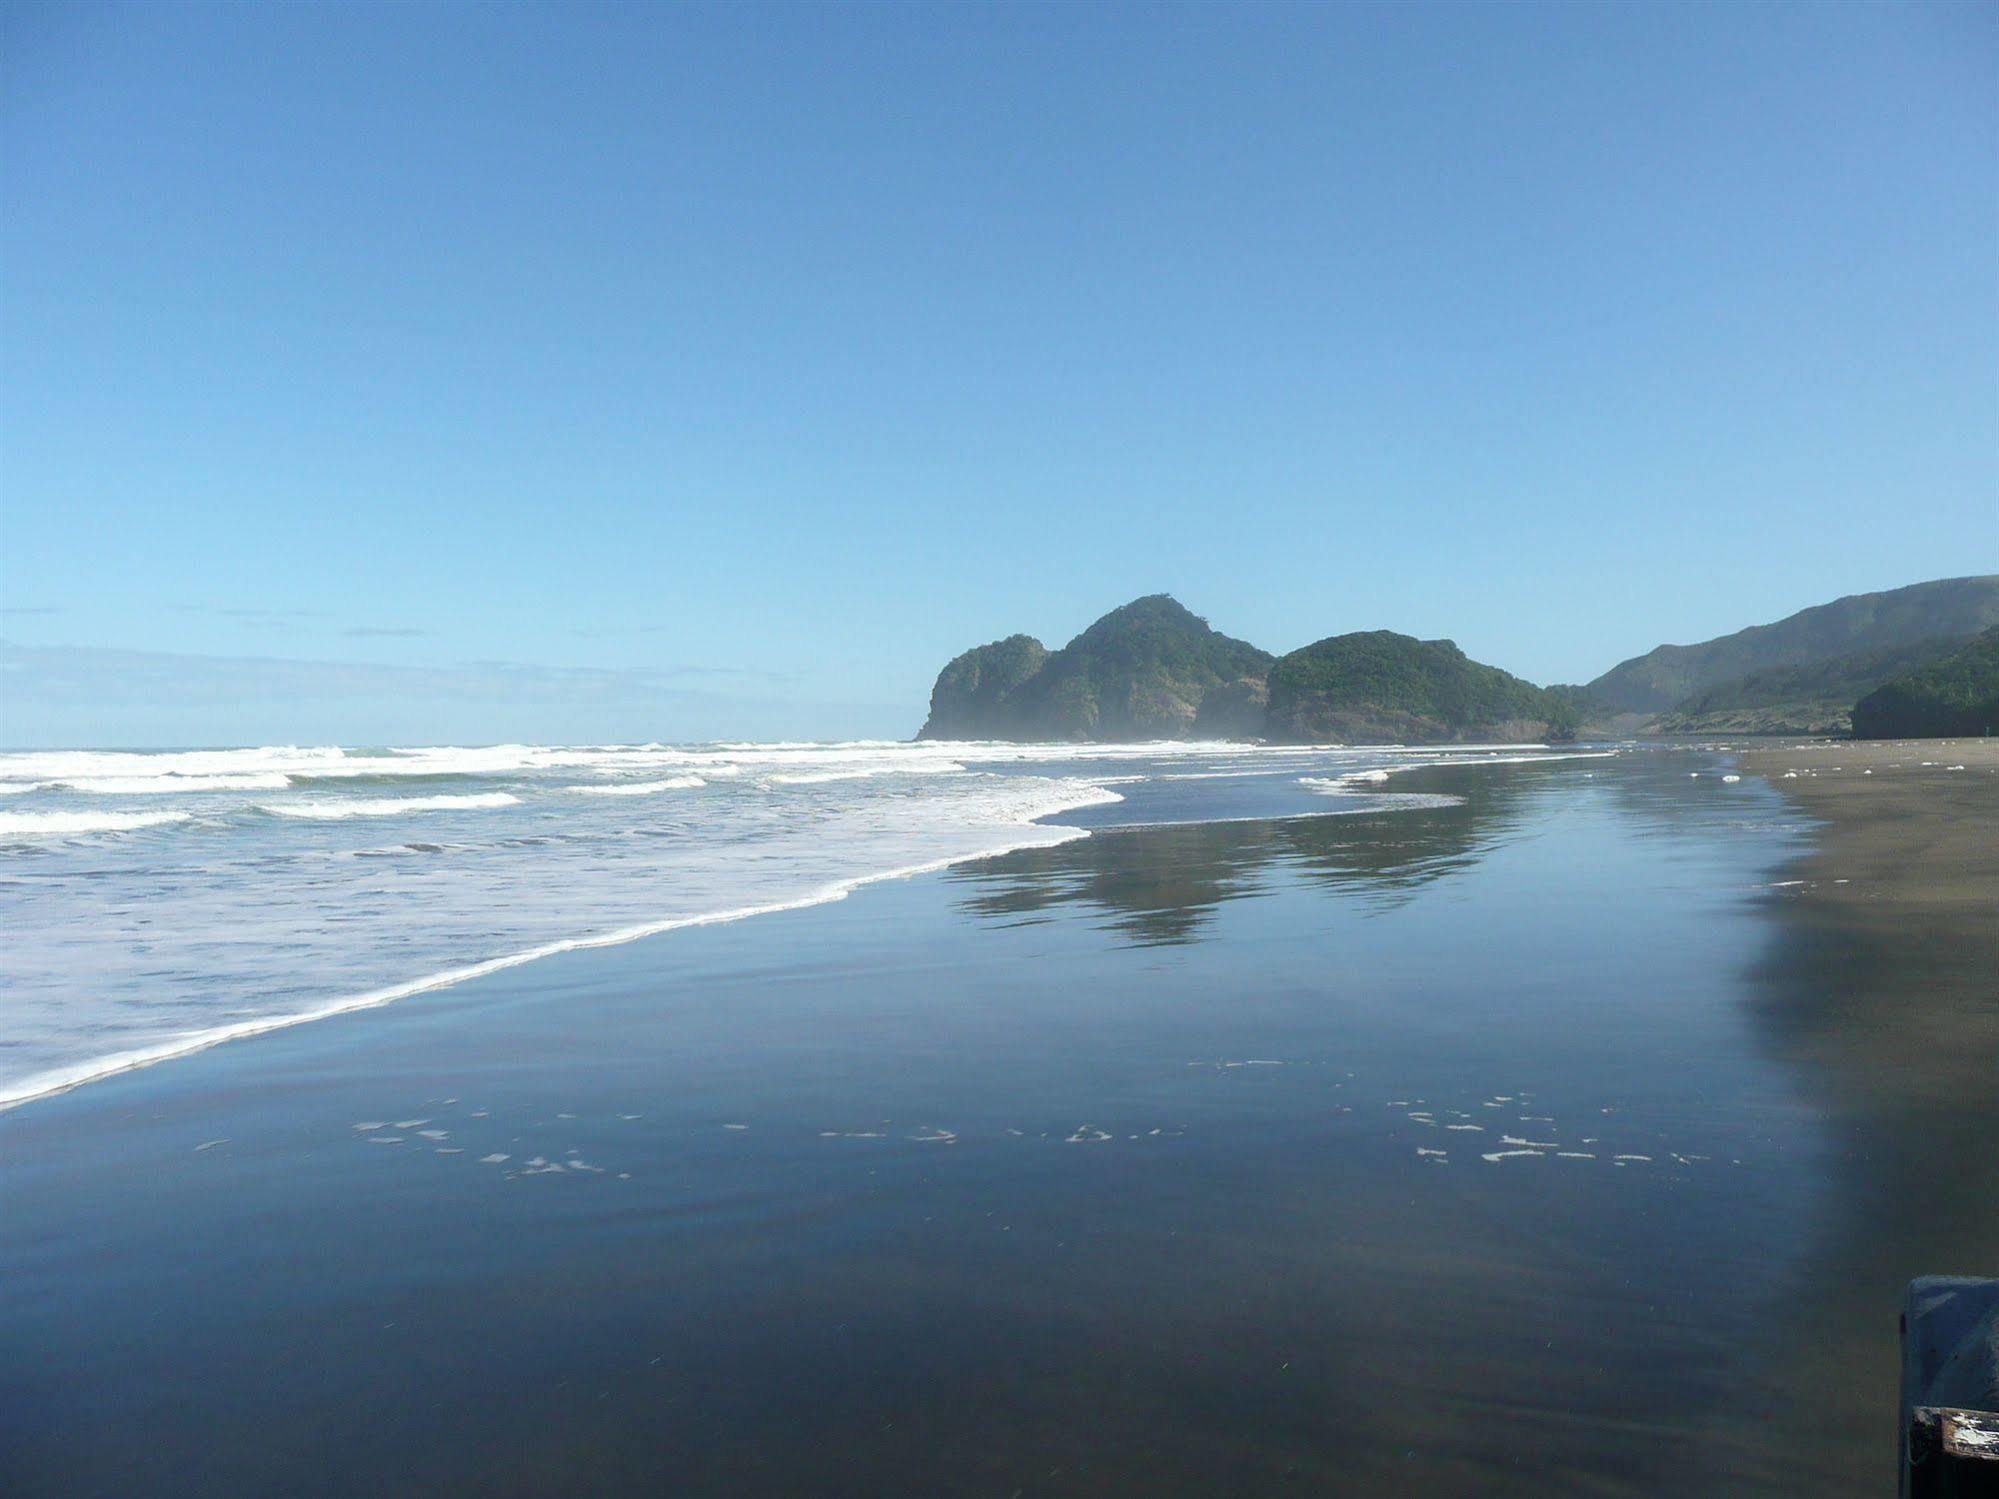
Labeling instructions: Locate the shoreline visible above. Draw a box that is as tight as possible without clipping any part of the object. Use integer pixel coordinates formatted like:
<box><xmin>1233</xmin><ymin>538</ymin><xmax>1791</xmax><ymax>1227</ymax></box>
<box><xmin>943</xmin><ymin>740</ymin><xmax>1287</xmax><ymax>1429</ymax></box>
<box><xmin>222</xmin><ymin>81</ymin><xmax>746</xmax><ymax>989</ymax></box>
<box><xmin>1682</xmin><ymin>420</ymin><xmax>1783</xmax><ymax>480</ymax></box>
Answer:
<box><xmin>2</xmin><ymin>748</ymin><xmax>1620</xmax><ymax>1118</ymax></box>
<box><xmin>1738</xmin><ymin>737</ymin><xmax>1999</xmax><ymax>926</ymax></box>
<box><xmin>0</xmin><ymin>808</ymin><xmax>1118</xmax><ymax>1116</ymax></box>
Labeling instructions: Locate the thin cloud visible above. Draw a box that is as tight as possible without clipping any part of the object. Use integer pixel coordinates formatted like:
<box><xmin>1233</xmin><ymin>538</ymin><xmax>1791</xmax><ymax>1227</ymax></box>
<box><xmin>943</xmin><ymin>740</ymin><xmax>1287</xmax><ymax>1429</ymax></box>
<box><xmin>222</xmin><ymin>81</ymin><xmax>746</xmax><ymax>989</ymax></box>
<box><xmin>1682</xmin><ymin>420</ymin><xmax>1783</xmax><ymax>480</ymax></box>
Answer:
<box><xmin>343</xmin><ymin>626</ymin><xmax>429</xmax><ymax>638</ymax></box>
<box><xmin>172</xmin><ymin>605</ymin><xmax>325</xmax><ymax>622</ymax></box>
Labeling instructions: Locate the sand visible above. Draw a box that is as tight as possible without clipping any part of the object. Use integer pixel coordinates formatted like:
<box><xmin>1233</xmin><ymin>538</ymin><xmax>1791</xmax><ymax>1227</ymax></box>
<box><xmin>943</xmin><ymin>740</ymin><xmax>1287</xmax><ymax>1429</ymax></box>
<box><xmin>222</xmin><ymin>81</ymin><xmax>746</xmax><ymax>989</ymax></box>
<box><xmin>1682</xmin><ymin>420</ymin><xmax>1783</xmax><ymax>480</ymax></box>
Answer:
<box><xmin>1739</xmin><ymin>737</ymin><xmax>1999</xmax><ymax>924</ymax></box>
<box><xmin>1734</xmin><ymin>737</ymin><xmax>1998</xmax><ymax>1467</ymax></box>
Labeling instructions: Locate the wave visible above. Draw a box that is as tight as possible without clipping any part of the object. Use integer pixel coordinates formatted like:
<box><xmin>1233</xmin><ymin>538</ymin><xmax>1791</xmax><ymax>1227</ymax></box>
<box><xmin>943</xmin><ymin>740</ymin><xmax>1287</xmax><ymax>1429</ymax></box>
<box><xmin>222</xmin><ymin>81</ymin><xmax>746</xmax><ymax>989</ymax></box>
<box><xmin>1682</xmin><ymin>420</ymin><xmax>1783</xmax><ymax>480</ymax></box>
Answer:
<box><xmin>566</xmin><ymin>777</ymin><xmax>705</xmax><ymax>796</ymax></box>
<box><xmin>39</xmin><ymin>773</ymin><xmax>295</xmax><ymax>795</ymax></box>
<box><xmin>0</xmin><ymin>746</ymin><xmax>351</xmax><ymax>784</ymax></box>
<box><xmin>765</xmin><ymin>762</ymin><xmax>966</xmax><ymax>785</ymax></box>
<box><xmin>0</xmin><ymin>738</ymin><xmax>1447</xmax><ymax>797</ymax></box>
<box><xmin>0</xmin><ymin>809</ymin><xmax>193</xmax><ymax>837</ymax></box>
<box><xmin>260</xmin><ymin>793</ymin><xmax>521</xmax><ymax>820</ymax></box>
<box><xmin>0</xmin><ymin>744</ymin><xmax>675</xmax><ymax>786</ymax></box>
<box><xmin>0</xmin><ymin>777</ymin><xmax>1126</xmax><ymax>1113</ymax></box>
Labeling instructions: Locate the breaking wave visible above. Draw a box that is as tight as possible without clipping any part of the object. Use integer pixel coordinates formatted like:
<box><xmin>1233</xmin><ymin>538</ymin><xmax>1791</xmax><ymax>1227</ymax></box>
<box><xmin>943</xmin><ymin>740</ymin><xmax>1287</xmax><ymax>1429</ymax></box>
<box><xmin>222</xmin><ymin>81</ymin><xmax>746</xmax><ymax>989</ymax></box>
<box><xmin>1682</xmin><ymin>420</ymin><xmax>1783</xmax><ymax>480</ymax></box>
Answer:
<box><xmin>0</xmin><ymin>809</ymin><xmax>193</xmax><ymax>837</ymax></box>
<box><xmin>261</xmin><ymin>793</ymin><xmax>522</xmax><ymax>820</ymax></box>
<box><xmin>567</xmin><ymin>776</ymin><xmax>705</xmax><ymax>796</ymax></box>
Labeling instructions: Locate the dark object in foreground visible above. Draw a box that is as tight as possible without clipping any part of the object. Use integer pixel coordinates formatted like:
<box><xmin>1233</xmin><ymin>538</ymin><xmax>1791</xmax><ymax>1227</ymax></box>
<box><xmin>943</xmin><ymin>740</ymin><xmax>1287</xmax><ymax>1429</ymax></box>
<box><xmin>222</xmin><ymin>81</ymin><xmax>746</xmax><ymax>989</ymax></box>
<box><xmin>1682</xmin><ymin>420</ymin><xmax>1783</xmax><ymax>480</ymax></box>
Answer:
<box><xmin>1901</xmin><ymin>1276</ymin><xmax>1999</xmax><ymax>1497</ymax></box>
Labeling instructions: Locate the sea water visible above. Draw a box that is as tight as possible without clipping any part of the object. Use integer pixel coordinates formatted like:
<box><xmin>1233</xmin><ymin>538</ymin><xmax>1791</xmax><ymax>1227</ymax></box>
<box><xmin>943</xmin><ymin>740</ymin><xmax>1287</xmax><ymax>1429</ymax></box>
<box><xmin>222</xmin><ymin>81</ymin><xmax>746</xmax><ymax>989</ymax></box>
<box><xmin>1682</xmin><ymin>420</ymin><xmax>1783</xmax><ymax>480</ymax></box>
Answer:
<box><xmin>0</xmin><ymin>739</ymin><xmax>1612</xmax><ymax>1108</ymax></box>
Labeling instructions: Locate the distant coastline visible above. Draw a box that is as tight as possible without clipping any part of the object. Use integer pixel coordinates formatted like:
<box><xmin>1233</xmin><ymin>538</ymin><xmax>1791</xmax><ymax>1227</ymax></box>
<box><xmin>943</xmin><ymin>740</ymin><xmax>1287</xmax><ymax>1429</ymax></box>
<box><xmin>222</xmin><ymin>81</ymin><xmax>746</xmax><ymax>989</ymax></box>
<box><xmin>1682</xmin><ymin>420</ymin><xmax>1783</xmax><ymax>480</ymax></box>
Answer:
<box><xmin>920</xmin><ymin>577</ymin><xmax>1999</xmax><ymax>745</ymax></box>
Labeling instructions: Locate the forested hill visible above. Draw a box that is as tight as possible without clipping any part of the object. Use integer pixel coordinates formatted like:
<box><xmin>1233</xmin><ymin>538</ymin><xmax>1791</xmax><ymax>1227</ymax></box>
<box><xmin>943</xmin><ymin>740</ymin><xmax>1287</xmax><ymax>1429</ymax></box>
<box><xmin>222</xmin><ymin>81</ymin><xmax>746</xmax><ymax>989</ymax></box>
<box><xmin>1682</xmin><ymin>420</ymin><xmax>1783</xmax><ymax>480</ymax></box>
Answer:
<box><xmin>919</xmin><ymin>578</ymin><xmax>1997</xmax><ymax>744</ymax></box>
<box><xmin>918</xmin><ymin>596</ymin><xmax>1272</xmax><ymax>741</ymax></box>
<box><xmin>1585</xmin><ymin>577</ymin><xmax>1999</xmax><ymax>716</ymax></box>
<box><xmin>1264</xmin><ymin>632</ymin><xmax>1577</xmax><ymax>744</ymax></box>
<box><xmin>919</xmin><ymin>601</ymin><xmax>1571</xmax><ymax>744</ymax></box>
<box><xmin>1851</xmin><ymin>627</ymin><xmax>1999</xmax><ymax>739</ymax></box>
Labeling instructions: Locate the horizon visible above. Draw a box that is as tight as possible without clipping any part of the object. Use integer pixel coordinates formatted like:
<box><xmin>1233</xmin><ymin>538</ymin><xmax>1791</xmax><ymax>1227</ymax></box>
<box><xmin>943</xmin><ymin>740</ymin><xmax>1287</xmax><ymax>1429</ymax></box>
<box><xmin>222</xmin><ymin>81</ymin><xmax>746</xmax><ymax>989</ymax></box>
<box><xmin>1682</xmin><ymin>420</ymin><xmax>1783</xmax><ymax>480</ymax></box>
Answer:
<box><xmin>5</xmin><ymin>2</ymin><xmax>1996</xmax><ymax>744</ymax></box>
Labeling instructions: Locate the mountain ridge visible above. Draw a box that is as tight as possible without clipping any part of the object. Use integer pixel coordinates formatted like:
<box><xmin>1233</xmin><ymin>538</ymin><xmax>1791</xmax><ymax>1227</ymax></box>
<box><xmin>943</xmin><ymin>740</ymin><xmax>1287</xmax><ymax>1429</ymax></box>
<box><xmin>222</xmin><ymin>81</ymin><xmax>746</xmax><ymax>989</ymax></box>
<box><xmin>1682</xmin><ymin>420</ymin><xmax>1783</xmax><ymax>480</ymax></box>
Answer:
<box><xmin>1585</xmin><ymin>577</ymin><xmax>1999</xmax><ymax>716</ymax></box>
<box><xmin>918</xmin><ymin>576</ymin><xmax>1997</xmax><ymax>744</ymax></box>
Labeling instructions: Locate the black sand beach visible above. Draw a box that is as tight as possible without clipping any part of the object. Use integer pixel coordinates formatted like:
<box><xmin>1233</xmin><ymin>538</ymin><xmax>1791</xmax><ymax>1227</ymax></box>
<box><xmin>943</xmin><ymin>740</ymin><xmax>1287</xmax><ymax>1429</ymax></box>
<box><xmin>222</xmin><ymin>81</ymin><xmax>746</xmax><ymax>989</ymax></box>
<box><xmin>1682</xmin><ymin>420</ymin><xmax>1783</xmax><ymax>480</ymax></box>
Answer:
<box><xmin>2</xmin><ymin>748</ymin><xmax>1992</xmax><ymax>1496</ymax></box>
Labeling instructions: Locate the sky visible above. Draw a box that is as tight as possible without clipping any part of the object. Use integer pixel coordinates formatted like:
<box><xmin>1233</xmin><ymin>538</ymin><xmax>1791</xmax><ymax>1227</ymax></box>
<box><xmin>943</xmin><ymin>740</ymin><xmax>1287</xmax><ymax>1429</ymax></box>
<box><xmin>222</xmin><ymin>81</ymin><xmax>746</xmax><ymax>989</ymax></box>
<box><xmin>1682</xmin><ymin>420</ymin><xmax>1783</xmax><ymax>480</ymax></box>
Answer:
<box><xmin>3</xmin><ymin>0</ymin><xmax>1995</xmax><ymax>745</ymax></box>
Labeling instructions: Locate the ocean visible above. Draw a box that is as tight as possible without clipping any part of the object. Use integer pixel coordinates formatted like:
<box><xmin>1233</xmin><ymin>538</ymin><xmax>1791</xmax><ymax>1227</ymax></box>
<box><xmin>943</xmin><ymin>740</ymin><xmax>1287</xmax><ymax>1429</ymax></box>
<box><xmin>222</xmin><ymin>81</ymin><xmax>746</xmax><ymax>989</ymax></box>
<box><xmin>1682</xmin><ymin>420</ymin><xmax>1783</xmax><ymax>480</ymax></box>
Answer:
<box><xmin>0</xmin><ymin>739</ymin><xmax>1607</xmax><ymax>1109</ymax></box>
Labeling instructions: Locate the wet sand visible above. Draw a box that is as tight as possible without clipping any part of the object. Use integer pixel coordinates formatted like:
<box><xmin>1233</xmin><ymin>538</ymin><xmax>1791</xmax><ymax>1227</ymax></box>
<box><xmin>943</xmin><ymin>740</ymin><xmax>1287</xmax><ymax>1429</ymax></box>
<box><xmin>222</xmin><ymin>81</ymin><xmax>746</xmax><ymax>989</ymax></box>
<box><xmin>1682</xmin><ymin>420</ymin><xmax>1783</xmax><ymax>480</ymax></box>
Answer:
<box><xmin>1736</xmin><ymin>737</ymin><xmax>1999</xmax><ymax>1474</ymax></box>
<box><xmin>1740</xmin><ymin>738</ymin><xmax>1999</xmax><ymax>925</ymax></box>
<box><xmin>1738</xmin><ymin>737</ymin><xmax>1998</xmax><ymax>1107</ymax></box>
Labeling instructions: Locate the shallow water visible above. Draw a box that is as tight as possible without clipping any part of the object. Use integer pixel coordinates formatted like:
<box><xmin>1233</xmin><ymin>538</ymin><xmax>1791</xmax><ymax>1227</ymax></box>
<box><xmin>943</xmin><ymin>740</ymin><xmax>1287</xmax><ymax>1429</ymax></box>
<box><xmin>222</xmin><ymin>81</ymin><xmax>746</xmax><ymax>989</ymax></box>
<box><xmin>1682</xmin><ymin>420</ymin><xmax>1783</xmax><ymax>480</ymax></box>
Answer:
<box><xmin>0</xmin><ymin>749</ymin><xmax>1988</xmax><ymax>1495</ymax></box>
<box><xmin>0</xmin><ymin>738</ymin><xmax>1592</xmax><ymax>1106</ymax></box>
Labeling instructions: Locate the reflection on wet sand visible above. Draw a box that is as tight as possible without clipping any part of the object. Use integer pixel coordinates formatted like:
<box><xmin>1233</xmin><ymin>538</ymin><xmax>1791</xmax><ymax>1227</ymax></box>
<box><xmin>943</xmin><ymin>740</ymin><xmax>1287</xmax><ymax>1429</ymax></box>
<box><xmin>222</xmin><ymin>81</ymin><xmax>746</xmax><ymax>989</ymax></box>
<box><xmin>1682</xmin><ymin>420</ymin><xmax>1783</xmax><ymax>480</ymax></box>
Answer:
<box><xmin>947</xmin><ymin>748</ymin><xmax>1999</xmax><ymax>1492</ymax></box>
<box><xmin>950</xmin><ymin>763</ymin><xmax>1553</xmax><ymax>945</ymax></box>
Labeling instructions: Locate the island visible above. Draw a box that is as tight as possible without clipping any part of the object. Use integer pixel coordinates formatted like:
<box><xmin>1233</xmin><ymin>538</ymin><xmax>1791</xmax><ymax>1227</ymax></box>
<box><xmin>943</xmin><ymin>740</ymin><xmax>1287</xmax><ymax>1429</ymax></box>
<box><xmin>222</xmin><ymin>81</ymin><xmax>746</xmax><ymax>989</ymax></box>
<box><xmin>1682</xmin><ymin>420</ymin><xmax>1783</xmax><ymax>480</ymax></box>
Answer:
<box><xmin>919</xmin><ymin>597</ymin><xmax>1575</xmax><ymax>744</ymax></box>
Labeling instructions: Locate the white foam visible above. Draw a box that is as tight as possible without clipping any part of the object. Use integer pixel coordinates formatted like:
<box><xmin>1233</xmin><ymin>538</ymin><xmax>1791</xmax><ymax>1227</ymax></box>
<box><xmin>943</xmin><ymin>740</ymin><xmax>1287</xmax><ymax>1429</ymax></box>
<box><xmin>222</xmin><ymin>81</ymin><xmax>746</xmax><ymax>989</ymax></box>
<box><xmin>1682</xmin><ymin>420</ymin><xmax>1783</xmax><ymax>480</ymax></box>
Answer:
<box><xmin>0</xmin><ymin>809</ymin><xmax>192</xmax><ymax>837</ymax></box>
<box><xmin>261</xmin><ymin>792</ymin><xmax>521</xmax><ymax>819</ymax></box>
<box><xmin>566</xmin><ymin>776</ymin><xmax>704</xmax><ymax>796</ymax></box>
<box><xmin>0</xmin><ymin>778</ymin><xmax>1123</xmax><ymax>1111</ymax></box>
<box><xmin>765</xmin><ymin>762</ymin><xmax>965</xmax><ymax>785</ymax></box>
<box><xmin>40</xmin><ymin>773</ymin><xmax>294</xmax><ymax>795</ymax></box>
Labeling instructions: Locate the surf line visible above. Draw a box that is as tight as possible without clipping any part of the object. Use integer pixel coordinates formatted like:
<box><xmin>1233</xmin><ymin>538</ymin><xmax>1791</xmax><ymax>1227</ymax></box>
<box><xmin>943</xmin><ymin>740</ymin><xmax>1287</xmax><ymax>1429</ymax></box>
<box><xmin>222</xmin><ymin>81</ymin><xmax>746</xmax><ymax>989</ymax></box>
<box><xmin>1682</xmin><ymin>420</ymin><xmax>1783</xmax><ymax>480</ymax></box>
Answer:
<box><xmin>0</xmin><ymin>789</ymin><xmax>1131</xmax><ymax>1113</ymax></box>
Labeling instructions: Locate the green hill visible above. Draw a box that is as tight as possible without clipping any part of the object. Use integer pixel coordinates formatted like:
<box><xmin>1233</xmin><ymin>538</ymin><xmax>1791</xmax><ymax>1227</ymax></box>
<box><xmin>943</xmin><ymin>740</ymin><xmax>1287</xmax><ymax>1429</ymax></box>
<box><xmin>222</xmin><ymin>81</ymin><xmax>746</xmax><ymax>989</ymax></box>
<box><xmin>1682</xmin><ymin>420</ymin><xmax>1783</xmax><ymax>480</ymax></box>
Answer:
<box><xmin>1587</xmin><ymin>576</ymin><xmax>1999</xmax><ymax>715</ymax></box>
<box><xmin>1652</xmin><ymin>634</ymin><xmax>1973</xmax><ymax>736</ymax></box>
<box><xmin>1264</xmin><ymin>631</ymin><xmax>1576</xmax><ymax>744</ymax></box>
<box><xmin>917</xmin><ymin>596</ymin><xmax>1272</xmax><ymax>741</ymax></box>
<box><xmin>1850</xmin><ymin>628</ymin><xmax>1999</xmax><ymax>739</ymax></box>
<box><xmin>916</xmin><ymin>635</ymin><xmax>1050</xmax><ymax>739</ymax></box>
<box><xmin>918</xmin><ymin>576</ymin><xmax>1998</xmax><ymax>743</ymax></box>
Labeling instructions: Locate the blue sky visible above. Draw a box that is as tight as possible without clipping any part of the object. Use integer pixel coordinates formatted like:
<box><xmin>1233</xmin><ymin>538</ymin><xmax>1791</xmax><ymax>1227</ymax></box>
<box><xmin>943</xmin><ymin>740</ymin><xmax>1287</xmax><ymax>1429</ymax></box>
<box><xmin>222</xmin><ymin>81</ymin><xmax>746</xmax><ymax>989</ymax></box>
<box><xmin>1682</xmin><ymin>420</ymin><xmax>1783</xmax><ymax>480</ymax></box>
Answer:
<box><xmin>3</xmin><ymin>0</ymin><xmax>1994</xmax><ymax>744</ymax></box>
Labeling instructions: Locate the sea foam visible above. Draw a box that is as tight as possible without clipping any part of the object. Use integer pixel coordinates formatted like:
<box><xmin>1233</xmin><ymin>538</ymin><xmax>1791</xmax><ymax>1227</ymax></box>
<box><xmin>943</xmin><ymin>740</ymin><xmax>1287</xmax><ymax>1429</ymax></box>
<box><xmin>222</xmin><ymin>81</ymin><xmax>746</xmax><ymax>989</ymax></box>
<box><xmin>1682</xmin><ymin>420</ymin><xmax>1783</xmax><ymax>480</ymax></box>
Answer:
<box><xmin>0</xmin><ymin>809</ymin><xmax>193</xmax><ymax>837</ymax></box>
<box><xmin>566</xmin><ymin>776</ymin><xmax>704</xmax><ymax>795</ymax></box>
<box><xmin>261</xmin><ymin>792</ymin><xmax>522</xmax><ymax>819</ymax></box>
